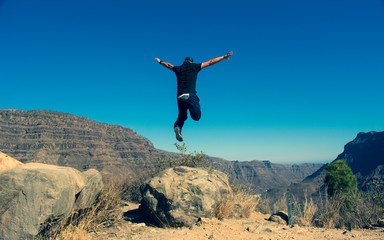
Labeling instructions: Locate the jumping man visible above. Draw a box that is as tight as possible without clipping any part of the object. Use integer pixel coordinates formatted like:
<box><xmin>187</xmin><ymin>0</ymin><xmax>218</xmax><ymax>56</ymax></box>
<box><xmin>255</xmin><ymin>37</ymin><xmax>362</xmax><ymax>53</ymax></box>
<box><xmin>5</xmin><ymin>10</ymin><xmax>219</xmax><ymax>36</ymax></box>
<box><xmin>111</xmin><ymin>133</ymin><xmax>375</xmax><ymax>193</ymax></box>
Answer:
<box><xmin>155</xmin><ymin>51</ymin><xmax>233</xmax><ymax>142</ymax></box>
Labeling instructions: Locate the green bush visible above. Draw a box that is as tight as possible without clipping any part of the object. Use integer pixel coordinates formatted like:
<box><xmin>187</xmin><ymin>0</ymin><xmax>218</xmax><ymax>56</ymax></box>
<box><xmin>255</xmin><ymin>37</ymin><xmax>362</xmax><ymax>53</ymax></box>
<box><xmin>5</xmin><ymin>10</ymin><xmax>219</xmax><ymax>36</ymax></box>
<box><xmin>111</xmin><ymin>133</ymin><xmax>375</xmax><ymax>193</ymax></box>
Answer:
<box><xmin>325</xmin><ymin>160</ymin><xmax>357</xmax><ymax>197</ymax></box>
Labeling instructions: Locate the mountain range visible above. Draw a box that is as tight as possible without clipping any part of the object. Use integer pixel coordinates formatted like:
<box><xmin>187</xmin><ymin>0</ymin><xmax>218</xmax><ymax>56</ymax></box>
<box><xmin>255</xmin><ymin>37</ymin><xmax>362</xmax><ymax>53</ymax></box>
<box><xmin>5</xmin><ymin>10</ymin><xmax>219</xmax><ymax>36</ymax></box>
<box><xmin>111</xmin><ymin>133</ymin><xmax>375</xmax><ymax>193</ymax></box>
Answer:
<box><xmin>0</xmin><ymin>109</ymin><xmax>323</xmax><ymax>192</ymax></box>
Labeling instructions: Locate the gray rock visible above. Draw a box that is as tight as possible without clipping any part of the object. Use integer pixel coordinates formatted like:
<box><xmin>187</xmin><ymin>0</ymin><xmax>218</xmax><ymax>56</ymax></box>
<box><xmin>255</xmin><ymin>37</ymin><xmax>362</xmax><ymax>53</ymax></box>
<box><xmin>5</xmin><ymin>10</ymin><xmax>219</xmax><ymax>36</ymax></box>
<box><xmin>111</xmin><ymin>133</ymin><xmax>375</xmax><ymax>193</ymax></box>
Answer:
<box><xmin>140</xmin><ymin>166</ymin><xmax>232</xmax><ymax>227</ymax></box>
<box><xmin>0</xmin><ymin>163</ymin><xmax>103</xmax><ymax>240</ymax></box>
<box><xmin>246</xmin><ymin>225</ymin><xmax>263</xmax><ymax>233</ymax></box>
<box><xmin>268</xmin><ymin>211</ymin><xmax>288</xmax><ymax>225</ymax></box>
<box><xmin>74</xmin><ymin>168</ymin><xmax>104</xmax><ymax>209</ymax></box>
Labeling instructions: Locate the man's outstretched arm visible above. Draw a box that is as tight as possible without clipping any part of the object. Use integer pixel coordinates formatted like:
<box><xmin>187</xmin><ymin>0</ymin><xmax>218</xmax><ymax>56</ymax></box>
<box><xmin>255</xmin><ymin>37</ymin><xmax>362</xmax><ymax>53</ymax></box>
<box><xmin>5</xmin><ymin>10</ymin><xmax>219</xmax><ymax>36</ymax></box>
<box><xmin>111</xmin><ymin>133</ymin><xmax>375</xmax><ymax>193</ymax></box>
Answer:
<box><xmin>155</xmin><ymin>58</ymin><xmax>174</xmax><ymax>71</ymax></box>
<box><xmin>201</xmin><ymin>51</ymin><xmax>233</xmax><ymax>69</ymax></box>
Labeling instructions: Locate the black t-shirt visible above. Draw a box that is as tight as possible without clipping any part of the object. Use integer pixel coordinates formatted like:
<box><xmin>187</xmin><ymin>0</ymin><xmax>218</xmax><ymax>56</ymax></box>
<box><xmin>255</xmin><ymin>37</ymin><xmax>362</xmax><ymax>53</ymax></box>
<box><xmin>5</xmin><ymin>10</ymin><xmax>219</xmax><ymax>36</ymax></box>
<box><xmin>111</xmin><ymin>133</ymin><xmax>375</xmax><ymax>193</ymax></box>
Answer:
<box><xmin>172</xmin><ymin>62</ymin><xmax>202</xmax><ymax>96</ymax></box>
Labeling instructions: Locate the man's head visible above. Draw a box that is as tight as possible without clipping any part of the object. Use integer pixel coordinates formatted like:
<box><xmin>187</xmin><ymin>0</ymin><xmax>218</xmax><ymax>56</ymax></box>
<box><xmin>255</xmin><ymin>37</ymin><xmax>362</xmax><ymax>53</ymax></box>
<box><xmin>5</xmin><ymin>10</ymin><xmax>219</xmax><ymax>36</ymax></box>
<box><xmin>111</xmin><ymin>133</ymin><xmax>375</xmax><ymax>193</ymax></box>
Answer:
<box><xmin>184</xmin><ymin>57</ymin><xmax>194</xmax><ymax>63</ymax></box>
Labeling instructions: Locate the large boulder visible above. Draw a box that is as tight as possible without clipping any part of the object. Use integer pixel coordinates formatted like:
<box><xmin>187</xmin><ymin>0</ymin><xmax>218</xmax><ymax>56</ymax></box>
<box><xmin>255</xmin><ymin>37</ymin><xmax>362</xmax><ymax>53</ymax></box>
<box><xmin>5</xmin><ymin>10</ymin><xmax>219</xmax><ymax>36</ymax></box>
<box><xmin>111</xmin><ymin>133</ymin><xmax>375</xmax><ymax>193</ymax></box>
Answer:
<box><xmin>0</xmin><ymin>163</ymin><xmax>103</xmax><ymax>240</ymax></box>
<box><xmin>140</xmin><ymin>166</ymin><xmax>232</xmax><ymax>227</ymax></box>
<box><xmin>0</xmin><ymin>151</ymin><xmax>23</xmax><ymax>172</ymax></box>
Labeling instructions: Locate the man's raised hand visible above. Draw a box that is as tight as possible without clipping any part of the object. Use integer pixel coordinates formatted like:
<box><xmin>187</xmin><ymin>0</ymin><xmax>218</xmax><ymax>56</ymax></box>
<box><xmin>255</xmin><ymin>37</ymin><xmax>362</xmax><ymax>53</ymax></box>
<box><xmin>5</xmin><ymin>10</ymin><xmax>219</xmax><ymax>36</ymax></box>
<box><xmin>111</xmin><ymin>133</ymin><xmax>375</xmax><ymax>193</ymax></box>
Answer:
<box><xmin>224</xmin><ymin>51</ymin><xmax>233</xmax><ymax>60</ymax></box>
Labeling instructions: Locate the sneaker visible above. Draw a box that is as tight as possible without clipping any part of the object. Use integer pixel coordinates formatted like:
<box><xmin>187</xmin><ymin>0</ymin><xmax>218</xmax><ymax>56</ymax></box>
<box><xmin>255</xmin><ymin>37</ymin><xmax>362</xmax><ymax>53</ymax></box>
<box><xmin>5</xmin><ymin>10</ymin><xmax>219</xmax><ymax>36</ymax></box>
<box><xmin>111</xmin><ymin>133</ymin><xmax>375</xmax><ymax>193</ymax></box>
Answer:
<box><xmin>174</xmin><ymin>126</ymin><xmax>183</xmax><ymax>142</ymax></box>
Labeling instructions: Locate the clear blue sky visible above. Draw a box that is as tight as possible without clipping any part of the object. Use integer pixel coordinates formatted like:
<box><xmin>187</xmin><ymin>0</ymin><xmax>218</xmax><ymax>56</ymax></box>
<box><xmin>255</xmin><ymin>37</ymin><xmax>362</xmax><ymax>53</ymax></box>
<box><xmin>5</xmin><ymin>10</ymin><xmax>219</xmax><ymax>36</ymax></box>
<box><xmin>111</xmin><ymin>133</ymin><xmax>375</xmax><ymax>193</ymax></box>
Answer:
<box><xmin>1</xmin><ymin>0</ymin><xmax>383</xmax><ymax>163</ymax></box>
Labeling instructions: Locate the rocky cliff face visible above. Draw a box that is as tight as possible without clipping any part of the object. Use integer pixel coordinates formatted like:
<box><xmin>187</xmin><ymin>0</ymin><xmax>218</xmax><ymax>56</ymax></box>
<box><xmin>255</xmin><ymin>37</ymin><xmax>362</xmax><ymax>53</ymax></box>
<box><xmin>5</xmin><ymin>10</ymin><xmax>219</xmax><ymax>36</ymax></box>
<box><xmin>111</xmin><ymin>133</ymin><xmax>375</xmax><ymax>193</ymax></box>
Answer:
<box><xmin>334</xmin><ymin>131</ymin><xmax>384</xmax><ymax>190</ymax></box>
<box><xmin>0</xmin><ymin>109</ymin><xmax>322</xmax><ymax>192</ymax></box>
<box><xmin>0</xmin><ymin>109</ymin><xmax>167</xmax><ymax>179</ymax></box>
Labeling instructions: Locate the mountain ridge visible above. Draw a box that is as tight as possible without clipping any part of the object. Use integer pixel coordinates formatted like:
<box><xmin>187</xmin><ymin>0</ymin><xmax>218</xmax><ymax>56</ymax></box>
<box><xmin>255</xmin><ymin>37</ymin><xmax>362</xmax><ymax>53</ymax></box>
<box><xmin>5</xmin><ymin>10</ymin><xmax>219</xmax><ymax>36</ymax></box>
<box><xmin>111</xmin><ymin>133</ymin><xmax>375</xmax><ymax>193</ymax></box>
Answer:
<box><xmin>0</xmin><ymin>109</ymin><xmax>322</xmax><ymax>192</ymax></box>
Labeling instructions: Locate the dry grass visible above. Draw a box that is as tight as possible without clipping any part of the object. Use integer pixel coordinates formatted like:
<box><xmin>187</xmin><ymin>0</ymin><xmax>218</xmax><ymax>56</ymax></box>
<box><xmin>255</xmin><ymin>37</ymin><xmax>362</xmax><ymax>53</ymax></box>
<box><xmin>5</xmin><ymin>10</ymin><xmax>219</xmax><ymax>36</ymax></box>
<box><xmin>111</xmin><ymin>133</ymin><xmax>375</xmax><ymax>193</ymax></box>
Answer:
<box><xmin>77</xmin><ymin>181</ymin><xmax>122</xmax><ymax>232</ymax></box>
<box><xmin>272</xmin><ymin>193</ymin><xmax>287</xmax><ymax>213</ymax></box>
<box><xmin>214</xmin><ymin>195</ymin><xmax>236</xmax><ymax>220</ymax></box>
<box><xmin>315</xmin><ymin>189</ymin><xmax>384</xmax><ymax>229</ymax></box>
<box><xmin>36</xmin><ymin>179</ymin><xmax>123</xmax><ymax>240</ymax></box>
<box><xmin>237</xmin><ymin>190</ymin><xmax>261</xmax><ymax>218</ymax></box>
<box><xmin>349</xmin><ymin>190</ymin><xmax>384</xmax><ymax>228</ymax></box>
<box><xmin>292</xmin><ymin>196</ymin><xmax>318</xmax><ymax>226</ymax></box>
<box><xmin>260</xmin><ymin>185</ymin><xmax>384</xmax><ymax>230</ymax></box>
<box><xmin>214</xmin><ymin>185</ymin><xmax>260</xmax><ymax>220</ymax></box>
<box><xmin>54</xmin><ymin>225</ymin><xmax>88</xmax><ymax>240</ymax></box>
<box><xmin>314</xmin><ymin>191</ymin><xmax>347</xmax><ymax>229</ymax></box>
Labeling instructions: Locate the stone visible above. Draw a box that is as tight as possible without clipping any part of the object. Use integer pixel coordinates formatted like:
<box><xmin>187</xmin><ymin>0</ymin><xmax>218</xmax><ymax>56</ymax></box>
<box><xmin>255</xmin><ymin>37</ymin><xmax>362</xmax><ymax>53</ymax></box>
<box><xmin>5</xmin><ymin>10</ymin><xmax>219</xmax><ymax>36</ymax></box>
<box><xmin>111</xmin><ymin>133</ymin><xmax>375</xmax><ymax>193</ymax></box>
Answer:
<box><xmin>268</xmin><ymin>211</ymin><xmax>288</xmax><ymax>225</ymax></box>
<box><xmin>0</xmin><ymin>163</ymin><xmax>103</xmax><ymax>240</ymax></box>
<box><xmin>246</xmin><ymin>225</ymin><xmax>263</xmax><ymax>233</ymax></box>
<box><xmin>0</xmin><ymin>151</ymin><xmax>23</xmax><ymax>172</ymax></box>
<box><xmin>140</xmin><ymin>166</ymin><xmax>232</xmax><ymax>227</ymax></box>
<box><xmin>74</xmin><ymin>168</ymin><xmax>104</xmax><ymax>209</ymax></box>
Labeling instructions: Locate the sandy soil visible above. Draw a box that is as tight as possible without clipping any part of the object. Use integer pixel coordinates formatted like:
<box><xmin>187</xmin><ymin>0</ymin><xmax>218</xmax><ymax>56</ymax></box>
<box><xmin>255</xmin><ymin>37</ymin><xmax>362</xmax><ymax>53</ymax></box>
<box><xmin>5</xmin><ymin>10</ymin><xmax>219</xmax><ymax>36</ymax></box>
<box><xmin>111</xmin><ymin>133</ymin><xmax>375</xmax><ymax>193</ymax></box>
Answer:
<box><xmin>87</xmin><ymin>203</ymin><xmax>384</xmax><ymax>240</ymax></box>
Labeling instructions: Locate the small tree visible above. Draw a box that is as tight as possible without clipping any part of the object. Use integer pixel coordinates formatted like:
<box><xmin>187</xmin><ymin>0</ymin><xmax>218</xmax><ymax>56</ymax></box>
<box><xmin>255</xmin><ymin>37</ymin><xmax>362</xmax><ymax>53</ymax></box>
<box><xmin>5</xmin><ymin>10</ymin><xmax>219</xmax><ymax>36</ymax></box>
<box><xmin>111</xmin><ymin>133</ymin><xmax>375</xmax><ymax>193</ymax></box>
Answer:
<box><xmin>325</xmin><ymin>160</ymin><xmax>357</xmax><ymax>197</ymax></box>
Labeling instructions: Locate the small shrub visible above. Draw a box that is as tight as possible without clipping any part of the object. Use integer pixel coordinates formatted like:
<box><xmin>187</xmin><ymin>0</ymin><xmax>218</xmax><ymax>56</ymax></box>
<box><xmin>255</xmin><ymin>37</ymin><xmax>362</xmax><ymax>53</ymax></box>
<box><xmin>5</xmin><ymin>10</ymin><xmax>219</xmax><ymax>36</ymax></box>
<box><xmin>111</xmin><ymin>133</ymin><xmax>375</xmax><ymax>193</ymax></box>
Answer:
<box><xmin>237</xmin><ymin>191</ymin><xmax>260</xmax><ymax>218</ymax></box>
<box><xmin>158</xmin><ymin>143</ymin><xmax>212</xmax><ymax>170</ymax></box>
<box><xmin>214</xmin><ymin>195</ymin><xmax>235</xmax><ymax>220</ymax></box>
<box><xmin>314</xmin><ymin>190</ymin><xmax>348</xmax><ymax>228</ymax></box>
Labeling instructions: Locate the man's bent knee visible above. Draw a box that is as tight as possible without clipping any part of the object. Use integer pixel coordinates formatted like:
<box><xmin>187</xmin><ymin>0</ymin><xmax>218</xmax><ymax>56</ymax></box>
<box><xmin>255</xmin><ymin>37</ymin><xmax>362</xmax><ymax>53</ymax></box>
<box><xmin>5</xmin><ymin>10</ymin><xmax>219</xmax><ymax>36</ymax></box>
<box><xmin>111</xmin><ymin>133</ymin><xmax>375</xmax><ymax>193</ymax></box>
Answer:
<box><xmin>191</xmin><ymin>113</ymin><xmax>201</xmax><ymax>121</ymax></box>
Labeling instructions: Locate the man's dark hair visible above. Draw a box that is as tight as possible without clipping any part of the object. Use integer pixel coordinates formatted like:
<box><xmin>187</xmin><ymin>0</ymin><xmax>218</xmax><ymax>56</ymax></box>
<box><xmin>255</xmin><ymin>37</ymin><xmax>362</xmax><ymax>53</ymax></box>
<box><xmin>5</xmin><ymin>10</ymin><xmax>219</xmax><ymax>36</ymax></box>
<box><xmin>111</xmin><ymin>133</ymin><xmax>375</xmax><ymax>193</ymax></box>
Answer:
<box><xmin>184</xmin><ymin>57</ymin><xmax>194</xmax><ymax>63</ymax></box>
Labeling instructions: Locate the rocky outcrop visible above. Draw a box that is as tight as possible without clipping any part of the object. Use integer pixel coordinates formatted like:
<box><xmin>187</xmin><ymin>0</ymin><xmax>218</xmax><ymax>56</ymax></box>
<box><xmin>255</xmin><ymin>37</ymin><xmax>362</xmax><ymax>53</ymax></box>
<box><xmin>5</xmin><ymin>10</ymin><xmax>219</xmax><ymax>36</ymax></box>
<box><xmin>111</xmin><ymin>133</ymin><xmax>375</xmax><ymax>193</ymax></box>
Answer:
<box><xmin>0</xmin><ymin>151</ymin><xmax>23</xmax><ymax>171</ymax></box>
<box><xmin>140</xmin><ymin>166</ymin><xmax>232</xmax><ymax>227</ymax></box>
<box><xmin>0</xmin><ymin>163</ymin><xmax>103</xmax><ymax>240</ymax></box>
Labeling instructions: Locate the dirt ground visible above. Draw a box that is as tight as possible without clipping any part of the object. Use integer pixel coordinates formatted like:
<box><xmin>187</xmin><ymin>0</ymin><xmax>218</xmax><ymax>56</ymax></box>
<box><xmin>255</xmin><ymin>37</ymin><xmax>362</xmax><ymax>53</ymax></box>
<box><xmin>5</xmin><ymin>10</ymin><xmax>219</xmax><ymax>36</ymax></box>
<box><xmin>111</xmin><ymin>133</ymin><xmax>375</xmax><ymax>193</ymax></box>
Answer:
<box><xmin>86</xmin><ymin>202</ymin><xmax>384</xmax><ymax>240</ymax></box>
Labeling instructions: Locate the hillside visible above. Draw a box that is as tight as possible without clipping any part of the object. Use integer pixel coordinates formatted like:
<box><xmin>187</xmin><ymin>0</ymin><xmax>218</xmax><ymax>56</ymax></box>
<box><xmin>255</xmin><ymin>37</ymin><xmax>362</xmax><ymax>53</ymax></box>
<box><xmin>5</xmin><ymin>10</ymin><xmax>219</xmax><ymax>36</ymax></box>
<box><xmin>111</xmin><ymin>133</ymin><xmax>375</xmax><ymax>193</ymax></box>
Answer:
<box><xmin>0</xmin><ymin>109</ymin><xmax>164</xmax><ymax>179</ymax></box>
<box><xmin>0</xmin><ymin>109</ymin><xmax>321</xmax><ymax>192</ymax></box>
